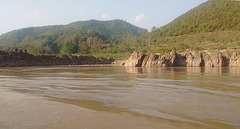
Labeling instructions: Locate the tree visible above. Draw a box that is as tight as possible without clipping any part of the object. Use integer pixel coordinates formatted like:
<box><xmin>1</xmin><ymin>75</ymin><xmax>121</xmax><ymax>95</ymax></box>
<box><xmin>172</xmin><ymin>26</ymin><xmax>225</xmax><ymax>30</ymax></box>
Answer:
<box><xmin>78</xmin><ymin>41</ymin><xmax>90</xmax><ymax>54</ymax></box>
<box><xmin>151</xmin><ymin>26</ymin><xmax>157</xmax><ymax>32</ymax></box>
<box><xmin>61</xmin><ymin>41</ymin><xmax>79</xmax><ymax>54</ymax></box>
<box><xmin>86</xmin><ymin>37</ymin><xmax>103</xmax><ymax>53</ymax></box>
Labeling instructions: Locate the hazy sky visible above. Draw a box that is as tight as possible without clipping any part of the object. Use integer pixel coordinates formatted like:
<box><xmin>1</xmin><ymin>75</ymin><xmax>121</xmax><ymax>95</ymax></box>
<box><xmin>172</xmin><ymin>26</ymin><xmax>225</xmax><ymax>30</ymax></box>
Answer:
<box><xmin>0</xmin><ymin>0</ymin><xmax>208</xmax><ymax>35</ymax></box>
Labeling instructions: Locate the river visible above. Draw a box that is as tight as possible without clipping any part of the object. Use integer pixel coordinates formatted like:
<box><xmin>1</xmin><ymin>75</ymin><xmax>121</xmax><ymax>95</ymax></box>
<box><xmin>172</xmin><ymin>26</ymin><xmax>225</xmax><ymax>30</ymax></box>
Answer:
<box><xmin>0</xmin><ymin>66</ymin><xmax>240</xmax><ymax>129</ymax></box>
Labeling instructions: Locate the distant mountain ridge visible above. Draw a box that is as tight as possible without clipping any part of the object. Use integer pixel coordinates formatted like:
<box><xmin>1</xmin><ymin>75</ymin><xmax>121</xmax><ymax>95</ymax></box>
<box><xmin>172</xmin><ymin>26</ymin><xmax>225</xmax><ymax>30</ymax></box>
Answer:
<box><xmin>0</xmin><ymin>19</ymin><xmax>147</xmax><ymax>54</ymax></box>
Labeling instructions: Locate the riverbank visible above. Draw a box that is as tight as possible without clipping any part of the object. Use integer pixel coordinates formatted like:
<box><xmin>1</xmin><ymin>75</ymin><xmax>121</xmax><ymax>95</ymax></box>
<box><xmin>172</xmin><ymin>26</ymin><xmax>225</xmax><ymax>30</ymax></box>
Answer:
<box><xmin>0</xmin><ymin>88</ymin><xmax>204</xmax><ymax>129</ymax></box>
<box><xmin>0</xmin><ymin>50</ymin><xmax>114</xmax><ymax>67</ymax></box>
<box><xmin>1</xmin><ymin>50</ymin><xmax>240</xmax><ymax>67</ymax></box>
<box><xmin>113</xmin><ymin>51</ymin><xmax>240</xmax><ymax>67</ymax></box>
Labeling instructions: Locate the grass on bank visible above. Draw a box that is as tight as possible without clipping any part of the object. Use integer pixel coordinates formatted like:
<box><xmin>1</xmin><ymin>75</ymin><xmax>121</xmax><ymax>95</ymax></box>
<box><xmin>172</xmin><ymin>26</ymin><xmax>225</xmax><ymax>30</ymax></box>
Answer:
<box><xmin>92</xmin><ymin>52</ymin><xmax>132</xmax><ymax>60</ymax></box>
<box><xmin>142</xmin><ymin>31</ymin><xmax>240</xmax><ymax>54</ymax></box>
<box><xmin>37</xmin><ymin>52</ymin><xmax>132</xmax><ymax>60</ymax></box>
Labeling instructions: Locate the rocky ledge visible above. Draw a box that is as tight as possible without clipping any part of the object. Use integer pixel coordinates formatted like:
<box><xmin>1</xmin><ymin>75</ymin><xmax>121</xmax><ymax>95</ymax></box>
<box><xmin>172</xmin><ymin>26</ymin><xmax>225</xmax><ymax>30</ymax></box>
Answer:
<box><xmin>0</xmin><ymin>50</ymin><xmax>114</xmax><ymax>67</ymax></box>
<box><xmin>113</xmin><ymin>51</ymin><xmax>240</xmax><ymax>67</ymax></box>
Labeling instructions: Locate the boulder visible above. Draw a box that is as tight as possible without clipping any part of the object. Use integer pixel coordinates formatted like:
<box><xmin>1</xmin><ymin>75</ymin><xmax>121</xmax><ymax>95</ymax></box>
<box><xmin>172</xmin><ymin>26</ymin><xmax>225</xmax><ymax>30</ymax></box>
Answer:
<box><xmin>124</xmin><ymin>51</ymin><xmax>146</xmax><ymax>67</ymax></box>
<box><xmin>112</xmin><ymin>60</ymin><xmax>126</xmax><ymax>66</ymax></box>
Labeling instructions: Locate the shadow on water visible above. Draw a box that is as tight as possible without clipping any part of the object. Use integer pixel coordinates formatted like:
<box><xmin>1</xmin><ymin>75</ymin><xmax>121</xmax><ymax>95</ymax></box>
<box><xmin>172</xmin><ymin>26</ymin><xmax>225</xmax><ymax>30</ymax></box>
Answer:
<box><xmin>47</xmin><ymin>97</ymin><xmax>209</xmax><ymax>128</ymax></box>
<box><xmin>124</xmin><ymin>67</ymin><xmax>240</xmax><ymax>76</ymax></box>
<box><xmin>47</xmin><ymin>97</ymin><xmax>237</xmax><ymax>129</ymax></box>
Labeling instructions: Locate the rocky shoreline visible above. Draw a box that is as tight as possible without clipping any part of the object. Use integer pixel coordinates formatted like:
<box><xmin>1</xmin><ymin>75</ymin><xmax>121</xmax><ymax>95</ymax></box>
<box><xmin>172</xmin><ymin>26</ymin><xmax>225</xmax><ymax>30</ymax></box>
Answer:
<box><xmin>113</xmin><ymin>51</ymin><xmax>240</xmax><ymax>67</ymax></box>
<box><xmin>1</xmin><ymin>50</ymin><xmax>240</xmax><ymax>67</ymax></box>
<box><xmin>0</xmin><ymin>50</ymin><xmax>114</xmax><ymax>67</ymax></box>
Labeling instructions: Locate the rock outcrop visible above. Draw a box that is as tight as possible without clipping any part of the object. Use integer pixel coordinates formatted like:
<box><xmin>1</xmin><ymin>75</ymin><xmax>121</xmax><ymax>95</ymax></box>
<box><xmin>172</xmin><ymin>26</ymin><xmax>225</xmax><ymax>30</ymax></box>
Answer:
<box><xmin>182</xmin><ymin>51</ymin><xmax>202</xmax><ymax>67</ymax></box>
<box><xmin>230</xmin><ymin>52</ymin><xmax>240</xmax><ymax>67</ymax></box>
<box><xmin>0</xmin><ymin>50</ymin><xmax>114</xmax><ymax>67</ymax></box>
<box><xmin>114</xmin><ymin>51</ymin><xmax>240</xmax><ymax>67</ymax></box>
<box><xmin>123</xmin><ymin>51</ymin><xmax>146</xmax><ymax>67</ymax></box>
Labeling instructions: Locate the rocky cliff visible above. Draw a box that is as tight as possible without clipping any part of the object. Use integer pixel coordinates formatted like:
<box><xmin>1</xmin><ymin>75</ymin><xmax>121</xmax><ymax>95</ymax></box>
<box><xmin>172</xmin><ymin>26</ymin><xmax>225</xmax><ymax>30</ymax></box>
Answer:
<box><xmin>0</xmin><ymin>50</ymin><xmax>114</xmax><ymax>67</ymax></box>
<box><xmin>113</xmin><ymin>51</ymin><xmax>240</xmax><ymax>67</ymax></box>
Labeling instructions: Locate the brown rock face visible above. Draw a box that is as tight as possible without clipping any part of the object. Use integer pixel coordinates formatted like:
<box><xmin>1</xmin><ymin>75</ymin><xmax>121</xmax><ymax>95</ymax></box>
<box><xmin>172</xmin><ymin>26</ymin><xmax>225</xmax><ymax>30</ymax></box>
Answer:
<box><xmin>116</xmin><ymin>51</ymin><xmax>240</xmax><ymax>67</ymax></box>
<box><xmin>202</xmin><ymin>52</ymin><xmax>223</xmax><ymax>67</ymax></box>
<box><xmin>142</xmin><ymin>53</ymin><xmax>160</xmax><ymax>67</ymax></box>
<box><xmin>123</xmin><ymin>51</ymin><xmax>146</xmax><ymax>67</ymax></box>
<box><xmin>183</xmin><ymin>51</ymin><xmax>202</xmax><ymax>67</ymax></box>
<box><xmin>230</xmin><ymin>52</ymin><xmax>240</xmax><ymax>67</ymax></box>
<box><xmin>142</xmin><ymin>51</ymin><xmax>181</xmax><ymax>67</ymax></box>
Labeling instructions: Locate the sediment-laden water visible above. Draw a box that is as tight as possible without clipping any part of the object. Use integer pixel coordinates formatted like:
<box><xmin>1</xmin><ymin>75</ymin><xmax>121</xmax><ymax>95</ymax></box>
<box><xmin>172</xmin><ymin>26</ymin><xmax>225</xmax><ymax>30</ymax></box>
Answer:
<box><xmin>0</xmin><ymin>66</ymin><xmax>239</xmax><ymax>129</ymax></box>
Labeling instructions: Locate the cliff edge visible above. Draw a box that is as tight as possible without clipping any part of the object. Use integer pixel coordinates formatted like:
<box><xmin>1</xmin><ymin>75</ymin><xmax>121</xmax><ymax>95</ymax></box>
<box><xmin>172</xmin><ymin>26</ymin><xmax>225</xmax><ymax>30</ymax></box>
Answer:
<box><xmin>113</xmin><ymin>51</ymin><xmax>240</xmax><ymax>67</ymax></box>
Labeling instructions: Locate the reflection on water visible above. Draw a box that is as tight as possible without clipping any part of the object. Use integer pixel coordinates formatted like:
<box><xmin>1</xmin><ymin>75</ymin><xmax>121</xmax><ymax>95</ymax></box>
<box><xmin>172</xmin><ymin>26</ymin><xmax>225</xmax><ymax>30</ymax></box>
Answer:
<box><xmin>0</xmin><ymin>66</ymin><xmax>240</xmax><ymax>128</ymax></box>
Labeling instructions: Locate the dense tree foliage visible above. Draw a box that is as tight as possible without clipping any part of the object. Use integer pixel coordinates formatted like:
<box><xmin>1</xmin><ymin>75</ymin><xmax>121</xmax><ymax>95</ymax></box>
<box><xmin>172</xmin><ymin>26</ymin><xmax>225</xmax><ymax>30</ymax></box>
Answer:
<box><xmin>0</xmin><ymin>20</ymin><xmax>147</xmax><ymax>55</ymax></box>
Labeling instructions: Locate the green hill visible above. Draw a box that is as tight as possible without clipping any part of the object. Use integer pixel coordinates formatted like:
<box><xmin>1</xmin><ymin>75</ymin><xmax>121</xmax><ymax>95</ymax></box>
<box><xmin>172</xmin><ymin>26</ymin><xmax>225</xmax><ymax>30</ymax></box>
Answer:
<box><xmin>0</xmin><ymin>19</ymin><xmax>147</xmax><ymax>55</ymax></box>
<box><xmin>154</xmin><ymin>0</ymin><xmax>240</xmax><ymax>36</ymax></box>
<box><xmin>139</xmin><ymin>0</ymin><xmax>240</xmax><ymax>53</ymax></box>
<box><xmin>1</xmin><ymin>0</ymin><xmax>239</xmax><ymax>58</ymax></box>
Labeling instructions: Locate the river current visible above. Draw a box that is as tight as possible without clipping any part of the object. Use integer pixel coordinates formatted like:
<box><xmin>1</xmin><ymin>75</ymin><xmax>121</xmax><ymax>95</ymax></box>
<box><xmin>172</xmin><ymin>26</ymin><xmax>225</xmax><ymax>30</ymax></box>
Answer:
<box><xmin>0</xmin><ymin>66</ymin><xmax>239</xmax><ymax>129</ymax></box>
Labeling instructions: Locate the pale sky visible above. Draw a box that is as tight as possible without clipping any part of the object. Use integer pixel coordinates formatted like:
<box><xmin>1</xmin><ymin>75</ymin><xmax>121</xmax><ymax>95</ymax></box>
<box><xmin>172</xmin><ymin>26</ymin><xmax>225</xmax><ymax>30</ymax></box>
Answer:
<box><xmin>0</xmin><ymin>0</ymin><xmax>208</xmax><ymax>35</ymax></box>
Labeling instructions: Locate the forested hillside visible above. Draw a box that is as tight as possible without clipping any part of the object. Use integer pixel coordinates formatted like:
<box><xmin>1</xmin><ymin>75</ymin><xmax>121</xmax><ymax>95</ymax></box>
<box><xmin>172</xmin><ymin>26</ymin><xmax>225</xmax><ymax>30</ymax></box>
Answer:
<box><xmin>0</xmin><ymin>19</ymin><xmax>147</xmax><ymax>55</ymax></box>
<box><xmin>138</xmin><ymin>0</ymin><xmax>240</xmax><ymax>53</ymax></box>
<box><xmin>153</xmin><ymin>0</ymin><xmax>240</xmax><ymax>36</ymax></box>
<box><xmin>1</xmin><ymin>0</ymin><xmax>239</xmax><ymax>59</ymax></box>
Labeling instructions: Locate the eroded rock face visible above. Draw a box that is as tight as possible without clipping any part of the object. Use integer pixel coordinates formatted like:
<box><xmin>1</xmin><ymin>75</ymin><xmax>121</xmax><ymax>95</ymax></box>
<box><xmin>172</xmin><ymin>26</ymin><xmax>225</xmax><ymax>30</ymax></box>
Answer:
<box><xmin>202</xmin><ymin>52</ymin><xmax>223</xmax><ymax>67</ymax></box>
<box><xmin>123</xmin><ymin>51</ymin><xmax>146</xmax><ymax>67</ymax></box>
<box><xmin>142</xmin><ymin>53</ymin><xmax>160</xmax><ymax>67</ymax></box>
<box><xmin>182</xmin><ymin>51</ymin><xmax>202</xmax><ymax>67</ymax></box>
<box><xmin>230</xmin><ymin>52</ymin><xmax>240</xmax><ymax>67</ymax></box>
<box><xmin>116</xmin><ymin>51</ymin><xmax>240</xmax><ymax>67</ymax></box>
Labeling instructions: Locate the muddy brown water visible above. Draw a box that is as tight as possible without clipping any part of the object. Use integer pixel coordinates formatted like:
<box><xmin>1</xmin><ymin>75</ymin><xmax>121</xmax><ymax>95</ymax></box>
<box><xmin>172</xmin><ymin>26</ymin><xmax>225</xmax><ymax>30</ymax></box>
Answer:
<box><xmin>0</xmin><ymin>66</ymin><xmax>240</xmax><ymax>129</ymax></box>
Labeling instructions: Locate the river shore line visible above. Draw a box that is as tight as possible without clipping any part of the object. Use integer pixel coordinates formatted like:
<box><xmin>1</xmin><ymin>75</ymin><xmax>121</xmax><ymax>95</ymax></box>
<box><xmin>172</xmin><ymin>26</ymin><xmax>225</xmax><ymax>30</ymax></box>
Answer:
<box><xmin>0</xmin><ymin>50</ymin><xmax>114</xmax><ymax>67</ymax></box>
<box><xmin>1</xmin><ymin>50</ymin><xmax>240</xmax><ymax>67</ymax></box>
